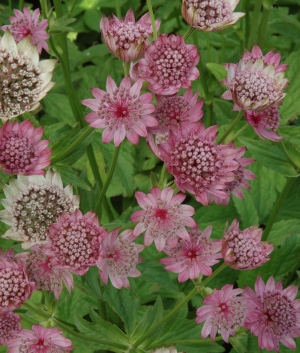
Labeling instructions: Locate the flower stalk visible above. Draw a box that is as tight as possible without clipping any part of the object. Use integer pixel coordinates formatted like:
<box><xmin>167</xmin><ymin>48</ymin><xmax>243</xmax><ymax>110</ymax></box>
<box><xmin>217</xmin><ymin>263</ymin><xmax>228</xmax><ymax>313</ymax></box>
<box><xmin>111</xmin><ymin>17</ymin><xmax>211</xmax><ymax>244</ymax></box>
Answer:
<box><xmin>218</xmin><ymin>110</ymin><xmax>245</xmax><ymax>143</ymax></box>
<box><xmin>146</xmin><ymin>0</ymin><xmax>157</xmax><ymax>40</ymax></box>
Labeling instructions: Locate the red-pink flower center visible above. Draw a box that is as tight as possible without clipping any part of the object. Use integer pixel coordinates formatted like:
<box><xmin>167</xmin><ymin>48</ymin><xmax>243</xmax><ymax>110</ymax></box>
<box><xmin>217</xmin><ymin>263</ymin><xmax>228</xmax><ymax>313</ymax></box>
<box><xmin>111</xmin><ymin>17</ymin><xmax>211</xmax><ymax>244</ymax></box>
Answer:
<box><xmin>155</xmin><ymin>97</ymin><xmax>188</xmax><ymax>129</ymax></box>
<box><xmin>154</xmin><ymin>208</ymin><xmax>168</xmax><ymax>220</ymax></box>
<box><xmin>21</xmin><ymin>27</ymin><xmax>32</xmax><ymax>38</ymax></box>
<box><xmin>183</xmin><ymin>245</ymin><xmax>201</xmax><ymax>259</ymax></box>
<box><xmin>114</xmin><ymin>103</ymin><xmax>129</xmax><ymax>119</ymax></box>
<box><xmin>106</xmin><ymin>249</ymin><xmax>120</xmax><ymax>260</ymax></box>
<box><xmin>246</xmin><ymin>106</ymin><xmax>280</xmax><ymax>131</ymax></box>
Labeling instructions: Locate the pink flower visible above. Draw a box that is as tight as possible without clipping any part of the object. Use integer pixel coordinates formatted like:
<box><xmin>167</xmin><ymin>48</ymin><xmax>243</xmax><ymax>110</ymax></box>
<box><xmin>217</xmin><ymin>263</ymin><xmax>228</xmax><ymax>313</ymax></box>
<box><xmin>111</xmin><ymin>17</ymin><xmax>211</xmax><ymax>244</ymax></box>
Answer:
<box><xmin>147</xmin><ymin>89</ymin><xmax>204</xmax><ymax>156</ymax></box>
<box><xmin>0</xmin><ymin>120</ymin><xmax>51</xmax><ymax>175</ymax></box>
<box><xmin>160</xmin><ymin>226</ymin><xmax>222</xmax><ymax>281</ymax></box>
<box><xmin>6</xmin><ymin>324</ymin><xmax>73</xmax><ymax>352</ymax></box>
<box><xmin>208</xmin><ymin>146</ymin><xmax>256</xmax><ymax>205</ymax></box>
<box><xmin>136</xmin><ymin>34</ymin><xmax>200</xmax><ymax>95</ymax></box>
<box><xmin>196</xmin><ymin>284</ymin><xmax>247</xmax><ymax>342</ymax></box>
<box><xmin>16</xmin><ymin>244</ymin><xmax>74</xmax><ymax>300</ymax></box>
<box><xmin>97</xmin><ymin>228</ymin><xmax>143</xmax><ymax>289</ymax></box>
<box><xmin>243</xmin><ymin>276</ymin><xmax>300</xmax><ymax>352</ymax></box>
<box><xmin>82</xmin><ymin>76</ymin><xmax>157</xmax><ymax>146</ymax></box>
<box><xmin>158</xmin><ymin>124</ymin><xmax>240</xmax><ymax>206</ymax></box>
<box><xmin>245</xmin><ymin>104</ymin><xmax>282</xmax><ymax>142</ymax></box>
<box><xmin>47</xmin><ymin>210</ymin><xmax>107</xmax><ymax>276</ymax></box>
<box><xmin>1</xmin><ymin>7</ymin><xmax>49</xmax><ymax>54</ymax></box>
<box><xmin>181</xmin><ymin>0</ymin><xmax>245</xmax><ymax>32</ymax></box>
<box><xmin>0</xmin><ymin>311</ymin><xmax>21</xmax><ymax>345</ymax></box>
<box><xmin>130</xmin><ymin>187</ymin><xmax>197</xmax><ymax>251</ymax></box>
<box><xmin>222</xmin><ymin>219</ymin><xmax>273</xmax><ymax>270</ymax></box>
<box><xmin>222</xmin><ymin>45</ymin><xmax>288</xmax><ymax>111</ymax></box>
<box><xmin>100</xmin><ymin>9</ymin><xmax>160</xmax><ymax>62</ymax></box>
<box><xmin>0</xmin><ymin>249</ymin><xmax>35</xmax><ymax>311</ymax></box>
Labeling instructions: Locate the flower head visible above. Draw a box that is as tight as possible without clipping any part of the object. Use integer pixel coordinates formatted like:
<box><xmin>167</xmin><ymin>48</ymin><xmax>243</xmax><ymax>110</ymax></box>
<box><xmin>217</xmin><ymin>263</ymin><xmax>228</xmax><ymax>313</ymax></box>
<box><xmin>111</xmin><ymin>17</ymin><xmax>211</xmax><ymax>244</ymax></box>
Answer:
<box><xmin>158</xmin><ymin>124</ymin><xmax>240</xmax><ymax>206</ymax></box>
<box><xmin>160</xmin><ymin>226</ymin><xmax>222</xmax><ymax>281</ymax></box>
<box><xmin>97</xmin><ymin>228</ymin><xmax>143</xmax><ymax>289</ymax></box>
<box><xmin>47</xmin><ymin>210</ymin><xmax>107</xmax><ymax>276</ymax></box>
<box><xmin>243</xmin><ymin>276</ymin><xmax>300</xmax><ymax>352</ymax></box>
<box><xmin>0</xmin><ymin>249</ymin><xmax>35</xmax><ymax>311</ymax></box>
<box><xmin>1</xmin><ymin>7</ymin><xmax>49</xmax><ymax>54</ymax></box>
<box><xmin>6</xmin><ymin>324</ymin><xmax>73</xmax><ymax>352</ymax></box>
<box><xmin>82</xmin><ymin>76</ymin><xmax>157</xmax><ymax>146</ymax></box>
<box><xmin>0</xmin><ymin>120</ymin><xmax>51</xmax><ymax>175</ymax></box>
<box><xmin>16</xmin><ymin>244</ymin><xmax>74</xmax><ymax>300</ymax></box>
<box><xmin>100</xmin><ymin>9</ymin><xmax>160</xmax><ymax>62</ymax></box>
<box><xmin>0</xmin><ymin>311</ymin><xmax>21</xmax><ymax>345</ymax></box>
<box><xmin>0</xmin><ymin>170</ymin><xmax>80</xmax><ymax>249</ymax></box>
<box><xmin>0</xmin><ymin>31</ymin><xmax>56</xmax><ymax>120</ymax></box>
<box><xmin>130</xmin><ymin>187</ymin><xmax>196</xmax><ymax>251</ymax></box>
<box><xmin>222</xmin><ymin>219</ymin><xmax>273</xmax><ymax>270</ymax></box>
<box><xmin>151</xmin><ymin>346</ymin><xmax>183</xmax><ymax>353</ymax></box>
<box><xmin>222</xmin><ymin>45</ymin><xmax>288</xmax><ymax>111</ymax></box>
<box><xmin>136</xmin><ymin>34</ymin><xmax>200</xmax><ymax>95</ymax></box>
<box><xmin>245</xmin><ymin>104</ymin><xmax>282</xmax><ymax>142</ymax></box>
<box><xmin>196</xmin><ymin>284</ymin><xmax>247</xmax><ymax>342</ymax></box>
<box><xmin>181</xmin><ymin>0</ymin><xmax>245</xmax><ymax>32</ymax></box>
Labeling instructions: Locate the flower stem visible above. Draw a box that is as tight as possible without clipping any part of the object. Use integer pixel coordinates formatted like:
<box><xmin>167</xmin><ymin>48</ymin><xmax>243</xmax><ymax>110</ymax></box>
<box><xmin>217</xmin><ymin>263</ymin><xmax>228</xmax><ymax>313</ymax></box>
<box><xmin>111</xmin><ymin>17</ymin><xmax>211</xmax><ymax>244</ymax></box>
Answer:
<box><xmin>230</xmin><ymin>122</ymin><xmax>249</xmax><ymax>142</ymax></box>
<box><xmin>123</xmin><ymin>61</ymin><xmax>130</xmax><ymax>76</ymax></box>
<box><xmin>183</xmin><ymin>26</ymin><xmax>196</xmax><ymax>40</ymax></box>
<box><xmin>115</xmin><ymin>0</ymin><xmax>121</xmax><ymax>17</ymax></box>
<box><xmin>246</xmin><ymin>0</ymin><xmax>262</xmax><ymax>50</ymax></box>
<box><xmin>146</xmin><ymin>0</ymin><xmax>157</xmax><ymax>40</ymax></box>
<box><xmin>262</xmin><ymin>177</ymin><xmax>296</xmax><ymax>241</ymax></box>
<box><xmin>218</xmin><ymin>110</ymin><xmax>245</xmax><ymax>144</ymax></box>
<box><xmin>18</xmin><ymin>0</ymin><xmax>24</xmax><ymax>10</ymax></box>
<box><xmin>257</xmin><ymin>5</ymin><xmax>271</xmax><ymax>48</ymax></box>
<box><xmin>159</xmin><ymin>163</ymin><xmax>167</xmax><ymax>188</ymax></box>
<box><xmin>133</xmin><ymin>263</ymin><xmax>226</xmax><ymax>348</ymax></box>
<box><xmin>95</xmin><ymin>145</ymin><xmax>121</xmax><ymax>221</ymax></box>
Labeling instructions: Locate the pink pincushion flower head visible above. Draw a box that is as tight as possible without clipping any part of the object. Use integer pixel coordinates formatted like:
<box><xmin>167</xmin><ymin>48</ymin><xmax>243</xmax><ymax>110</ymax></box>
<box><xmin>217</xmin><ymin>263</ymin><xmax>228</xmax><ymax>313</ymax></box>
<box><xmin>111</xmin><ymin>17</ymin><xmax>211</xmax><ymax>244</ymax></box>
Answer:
<box><xmin>158</xmin><ymin>123</ymin><xmax>240</xmax><ymax>206</ymax></box>
<box><xmin>196</xmin><ymin>284</ymin><xmax>247</xmax><ymax>343</ymax></box>
<box><xmin>6</xmin><ymin>324</ymin><xmax>73</xmax><ymax>353</ymax></box>
<box><xmin>1</xmin><ymin>7</ymin><xmax>49</xmax><ymax>54</ymax></box>
<box><xmin>160</xmin><ymin>225</ymin><xmax>222</xmax><ymax>282</ymax></box>
<box><xmin>0</xmin><ymin>311</ymin><xmax>21</xmax><ymax>345</ymax></box>
<box><xmin>222</xmin><ymin>45</ymin><xmax>288</xmax><ymax>111</ymax></box>
<box><xmin>100</xmin><ymin>9</ymin><xmax>160</xmax><ymax>62</ymax></box>
<box><xmin>97</xmin><ymin>228</ymin><xmax>144</xmax><ymax>289</ymax></box>
<box><xmin>0</xmin><ymin>120</ymin><xmax>51</xmax><ymax>175</ymax></box>
<box><xmin>136</xmin><ymin>34</ymin><xmax>200</xmax><ymax>95</ymax></box>
<box><xmin>130</xmin><ymin>187</ymin><xmax>197</xmax><ymax>252</ymax></box>
<box><xmin>181</xmin><ymin>0</ymin><xmax>245</xmax><ymax>32</ymax></box>
<box><xmin>222</xmin><ymin>219</ymin><xmax>274</xmax><ymax>270</ymax></box>
<box><xmin>243</xmin><ymin>276</ymin><xmax>300</xmax><ymax>352</ymax></box>
<box><xmin>82</xmin><ymin>76</ymin><xmax>158</xmax><ymax>146</ymax></box>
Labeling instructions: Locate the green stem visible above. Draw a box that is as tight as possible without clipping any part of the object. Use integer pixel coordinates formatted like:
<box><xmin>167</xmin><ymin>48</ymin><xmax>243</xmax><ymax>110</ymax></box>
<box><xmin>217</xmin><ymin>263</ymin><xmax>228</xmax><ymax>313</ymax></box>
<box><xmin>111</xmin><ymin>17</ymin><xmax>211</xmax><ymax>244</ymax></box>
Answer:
<box><xmin>95</xmin><ymin>145</ymin><xmax>121</xmax><ymax>221</ymax></box>
<box><xmin>134</xmin><ymin>263</ymin><xmax>226</xmax><ymax>348</ymax></box>
<box><xmin>218</xmin><ymin>110</ymin><xmax>245</xmax><ymax>144</ymax></box>
<box><xmin>193</xmin><ymin>32</ymin><xmax>209</xmax><ymax>101</ymax></box>
<box><xmin>9</xmin><ymin>0</ymin><xmax>13</xmax><ymax>12</ymax></box>
<box><xmin>159</xmin><ymin>163</ymin><xmax>167</xmax><ymax>188</ymax></box>
<box><xmin>115</xmin><ymin>0</ymin><xmax>121</xmax><ymax>17</ymax></box>
<box><xmin>205</xmin><ymin>32</ymin><xmax>211</xmax><ymax>63</ymax></box>
<box><xmin>40</xmin><ymin>0</ymin><xmax>47</xmax><ymax>17</ymax></box>
<box><xmin>123</xmin><ymin>61</ymin><xmax>130</xmax><ymax>76</ymax></box>
<box><xmin>230</xmin><ymin>122</ymin><xmax>249</xmax><ymax>142</ymax></box>
<box><xmin>146</xmin><ymin>0</ymin><xmax>157</xmax><ymax>40</ymax></box>
<box><xmin>205</xmin><ymin>103</ymin><xmax>213</xmax><ymax>127</ymax></box>
<box><xmin>262</xmin><ymin>177</ymin><xmax>296</xmax><ymax>241</ymax></box>
<box><xmin>97</xmin><ymin>279</ymin><xmax>107</xmax><ymax>321</ymax></box>
<box><xmin>257</xmin><ymin>6</ymin><xmax>271</xmax><ymax>48</ymax></box>
<box><xmin>18</xmin><ymin>0</ymin><xmax>24</xmax><ymax>10</ymax></box>
<box><xmin>246</xmin><ymin>0</ymin><xmax>262</xmax><ymax>50</ymax></box>
<box><xmin>183</xmin><ymin>26</ymin><xmax>196</xmax><ymax>41</ymax></box>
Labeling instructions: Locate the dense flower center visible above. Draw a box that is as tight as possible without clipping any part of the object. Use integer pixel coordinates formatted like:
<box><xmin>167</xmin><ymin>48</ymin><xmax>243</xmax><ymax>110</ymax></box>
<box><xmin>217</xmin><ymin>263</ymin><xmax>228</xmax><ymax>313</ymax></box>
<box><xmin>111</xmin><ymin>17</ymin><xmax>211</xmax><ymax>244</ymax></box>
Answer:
<box><xmin>155</xmin><ymin>97</ymin><xmax>188</xmax><ymax>128</ymax></box>
<box><xmin>0</xmin><ymin>132</ymin><xmax>35</xmax><ymax>174</ymax></box>
<box><xmin>0</xmin><ymin>268</ymin><xmax>27</xmax><ymax>309</ymax></box>
<box><xmin>0</xmin><ymin>49</ymin><xmax>42</xmax><ymax>118</ymax></box>
<box><xmin>186</xmin><ymin>0</ymin><xmax>231</xmax><ymax>27</ymax></box>
<box><xmin>183</xmin><ymin>245</ymin><xmax>201</xmax><ymax>259</ymax></box>
<box><xmin>109</xmin><ymin>21</ymin><xmax>152</xmax><ymax>50</ymax></box>
<box><xmin>12</xmin><ymin>183</ymin><xmax>74</xmax><ymax>243</ymax></box>
<box><xmin>114</xmin><ymin>103</ymin><xmax>129</xmax><ymax>119</ymax></box>
<box><xmin>154</xmin><ymin>208</ymin><xmax>168</xmax><ymax>220</ymax></box>
<box><xmin>0</xmin><ymin>312</ymin><xmax>20</xmax><ymax>343</ymax></box>
<box><xmin>247</xmin><ymin>106</ymin><xmax>280</xmax><ymax>131</ymax></box>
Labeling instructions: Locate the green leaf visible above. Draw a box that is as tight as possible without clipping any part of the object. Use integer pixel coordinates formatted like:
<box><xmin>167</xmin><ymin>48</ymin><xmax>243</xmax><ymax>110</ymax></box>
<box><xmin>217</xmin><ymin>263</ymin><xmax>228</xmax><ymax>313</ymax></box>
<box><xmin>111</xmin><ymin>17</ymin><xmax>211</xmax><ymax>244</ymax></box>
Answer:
<box><xmin>230</xmin><ymin>336</ymin><xmax>248</xmax><ymax>353</ymax></box>
<box><xmin>55</xmin><ymin>165</ymin><xmax>91</xmax><ymax>190</ymax></box>
<box><xmin>49</xmin><ymin>15</ymin><xmax>76</xmax><ymax>33</ymax></box>
<box><xmin>83</xmin><ymin>266</ymin><xmax>103</xmax><ymax>299</ymax></box>
<box><xmin>238</xmin><ymin>137</ymin><xmax>298</xmax><ymax>177</ymax></box>
<box><xmin>42</xmin><ymin>93</ymin><xmax>74</xmax><ymax>125</ymax></box>
<box><xmin>233</xmin><ymin>190</ymin><xmax>259</xmax><ymax>228</ymax></box>
<box><xmin>206</xmin><ymin>63</ymin><xmax>227</xmax><ymax>81</ymax></box>
<box><xmin>71</xmin><ymin>44</ymin><xmax>109</xmax><ymax>68</ymax></box>
<box><xmin>279</xmin><ymin>139</ymin><xmax>300</xmax><ymax>169</ymax></box>
<box><xmin>83</xmin><ymin>8</ymin><xmax>102</xmax><ymax>32</ymax></box>
<box><xmin>268</xmin><ymin>219</ymin><xmax>300</xmax><ymax>245</ymax></box>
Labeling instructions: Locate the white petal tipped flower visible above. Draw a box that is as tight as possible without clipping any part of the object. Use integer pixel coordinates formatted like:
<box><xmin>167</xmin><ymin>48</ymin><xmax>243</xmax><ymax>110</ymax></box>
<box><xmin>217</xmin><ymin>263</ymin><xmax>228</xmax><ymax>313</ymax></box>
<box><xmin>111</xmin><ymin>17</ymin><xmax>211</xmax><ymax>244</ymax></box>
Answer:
<box><xmin>0</xmin><ymin>30</ymin><xmax>56</xmax><ymax>120</ymax></box>
<box><xmin>0</xmin><ymin>170</ymin><xmax>80</xmax><ymax>249</ymax></box>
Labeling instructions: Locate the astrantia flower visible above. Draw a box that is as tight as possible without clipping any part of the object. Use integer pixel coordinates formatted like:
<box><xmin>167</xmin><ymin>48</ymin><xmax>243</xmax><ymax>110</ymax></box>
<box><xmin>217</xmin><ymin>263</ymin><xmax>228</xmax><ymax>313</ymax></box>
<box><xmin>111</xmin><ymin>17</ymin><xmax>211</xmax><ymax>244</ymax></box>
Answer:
<box><xmin>160</xmin><ymin>226</ymin><xmax>222</xmax><ymax>281</ymax></box>
<box><xmin>158</xmin><ymin>124</ymin><xmax>240</xmax><ymax>206</ymax></box>
<box><xmin>0</xmin><ymin>120</ymin><xmax>51</xmax><ymax>175</ymax></box>
<box><xmin>222</xmin><ymin>45</ymin><xmax>288</xmax><ymax>111</ymax></box>
<box><xmin>1</xmin><ymin>7</ymin><xmax>49</xmax><ymax>54</ymax></box>
<box><xmin>245</xmin><ymin>104</ymin><xmax>282</xmax><ymax>142</ymax></box>
<box><xmin>16</xmin><ymin>244</ymin><xmax>74</xmax><ymax>300</ymax></box>
<box><xmin>222</xmin><ymin>219</ymin><xmax>273</xmax><ymax>270</ymax></box>
<box><xmin>136</xmin><ymin>34</ymin><xmax>200</xmax><ymax>95</ymax></box>
<box><xmin>100</xmin><ymin>9</ymin><xmax>160</xmax><ymax>62</ymax></box>
<box><xmin>0</xmin><ymin>249</ymin><xmax>35</xmax><ymax>311</ymax></box>
<box><xmin>82</xmin><ymin>76</ymin><xmax>157</xmax><ymax>146</ymax></box>
<box><xmin>181</xmin><ymin>0</ymin><xmax>245</xmax><ymax>32</ymax></box>
<box><xmin>0</xmin><ymin>170</ymin><xmax>80</xmax><ymax>249</ymax></box>
<box><xmin>0</xmin><ymin>31</ymin><xmax>56</xmax><ymax>120</ymax></box>
<box><xmin>0</xmin><ymin>311</ymin><xmax>21</xmax><ymax>345</ymax></box>
<box><xmin>151</xmin><ymin>346</ymin><xmax>183</xmax><ymax>353</ymax></box>
<box><xmin>6</xmin><ymin>324</ymin><xmax>73</xmax><ymax>352</ymax></box>
<box><xmin>130</xmin><ymin>187</ymin><xmax>196</xmax><ymax>251</ymax></box>
<box><xmin>97</xmin><ymin>228</ymin><xmax>143</xmax><ymax>289</ymax></box>
<box><xmin>243</xmin><ymin>276</ymin><xmax>300</xmax><ymax>352</ymax></box>
<box><xmin>196</xmin><ymin>284</ymin><xmax>247</xmax><ymax>342</ymax></box>
<box><xmin>47</xmin><ymin>210</ymin><xmax>107</xmax><ymax>276</ymax></box>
